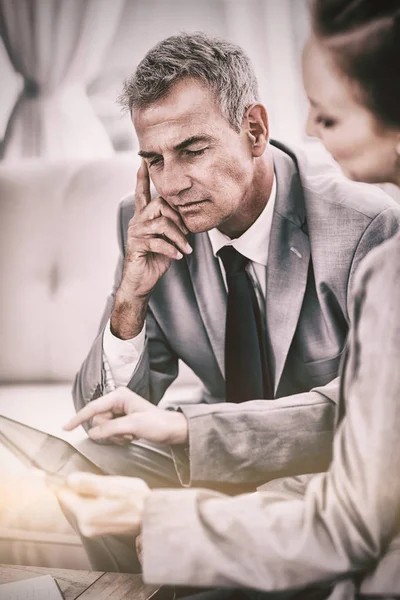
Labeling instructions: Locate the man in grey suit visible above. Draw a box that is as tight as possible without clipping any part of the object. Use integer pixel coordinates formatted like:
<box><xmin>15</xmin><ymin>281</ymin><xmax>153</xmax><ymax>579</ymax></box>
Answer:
<box><xmin>69</xmin><ymin>32</ymin><xmax>400</xmax><ymax>572</ymax></box>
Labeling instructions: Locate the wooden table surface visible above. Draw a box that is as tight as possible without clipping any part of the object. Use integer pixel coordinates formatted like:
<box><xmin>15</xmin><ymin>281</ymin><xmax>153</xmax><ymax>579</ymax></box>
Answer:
<box><xmin>0</xmin><ymin>564</ymin><xmax>164</xmax><ymax>600</ymax></box>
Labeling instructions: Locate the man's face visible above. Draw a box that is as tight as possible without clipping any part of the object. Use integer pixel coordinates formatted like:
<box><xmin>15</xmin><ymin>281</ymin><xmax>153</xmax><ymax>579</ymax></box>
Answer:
<box><xmin>133</xmin><ymin>78</ymin><xmax>258</xmax><ymax>237</ymax></box>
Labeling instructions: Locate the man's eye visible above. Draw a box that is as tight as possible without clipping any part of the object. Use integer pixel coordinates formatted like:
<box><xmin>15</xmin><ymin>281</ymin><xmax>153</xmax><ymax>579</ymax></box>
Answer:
<box><xmin>149</xmin><ymin>157</ymin><xmax>163</xmax><ymax>168</ymax></box>
<box><xmin>184</xmin><ymin>148</ymin><xmax>207</xmax><ymax>158</ymax></box>
<box><xmin>315</xmin><ymin>116</ymin><xmax>336</xmax><ymax>129</ymax></box>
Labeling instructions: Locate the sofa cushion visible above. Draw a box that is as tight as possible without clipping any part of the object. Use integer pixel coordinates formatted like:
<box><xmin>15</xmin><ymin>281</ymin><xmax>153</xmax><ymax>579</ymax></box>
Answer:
<box><xmin>0</xmin><ymin>154</ymin><xmax>138</xmax><ymax>382</ymax></box>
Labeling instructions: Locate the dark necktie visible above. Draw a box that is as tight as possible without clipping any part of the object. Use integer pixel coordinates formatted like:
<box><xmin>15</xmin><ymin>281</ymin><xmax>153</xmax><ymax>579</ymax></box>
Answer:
<box><xmin>218</xmin><ymin>245</ymin><xmax>272</xmax><ymax>403</ymax></box>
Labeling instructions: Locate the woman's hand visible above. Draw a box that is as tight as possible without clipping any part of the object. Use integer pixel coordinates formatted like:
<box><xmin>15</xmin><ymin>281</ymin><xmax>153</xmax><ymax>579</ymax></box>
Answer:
<box><xmin>57</xmin><ymin>472</ymin><xmax>150</xmax><ymax>537</ymax></box>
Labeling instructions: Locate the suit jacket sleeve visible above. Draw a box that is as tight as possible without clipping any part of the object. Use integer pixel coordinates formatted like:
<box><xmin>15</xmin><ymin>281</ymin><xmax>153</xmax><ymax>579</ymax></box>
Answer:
<box><xmin>142</xmin><ymin>237</ymin><xmax>400</xmax><ymax>591</ymax></box>
<box><xmin>173</xmin><ymin>380</ymin><xmax>338</xmax><ymax>485</ymax></box>
<box><xmin>73</xmin><ymin>199</ymin><xmax>179</xmax><ymax>418</ymax></box>
<box><xmin>171</xmin><ymin>205</ymin><xmax>400</xmax><ymax>485</ymax></box>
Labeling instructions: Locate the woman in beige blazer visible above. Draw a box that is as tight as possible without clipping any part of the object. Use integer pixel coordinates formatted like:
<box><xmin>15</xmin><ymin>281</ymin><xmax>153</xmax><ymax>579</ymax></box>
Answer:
<box><xmin>60</xmin><ymin>1</ymin><xmax>400</xmax><ymax>597</ymax></box>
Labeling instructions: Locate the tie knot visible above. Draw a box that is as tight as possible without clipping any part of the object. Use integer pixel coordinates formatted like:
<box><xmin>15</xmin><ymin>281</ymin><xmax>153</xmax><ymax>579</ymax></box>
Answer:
<box><xmin>218</xmin><ymin>246</ymin><xmax>249</xmax><ymax>276</ymax></box>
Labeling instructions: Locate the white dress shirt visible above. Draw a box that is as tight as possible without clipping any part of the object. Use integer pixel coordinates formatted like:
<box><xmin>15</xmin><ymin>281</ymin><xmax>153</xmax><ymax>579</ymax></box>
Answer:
<box><xmin>103</xmin><ymin>177</ymin><xmax>277</xmax><ymax>389</ymax></box>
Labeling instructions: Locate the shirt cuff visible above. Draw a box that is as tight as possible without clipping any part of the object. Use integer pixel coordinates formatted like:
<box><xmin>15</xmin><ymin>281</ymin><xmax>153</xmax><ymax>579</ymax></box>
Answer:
<box><xmin>102</xmin><ymin>319</ymin><xmax>146</xmax><ymax>388</ymax></box>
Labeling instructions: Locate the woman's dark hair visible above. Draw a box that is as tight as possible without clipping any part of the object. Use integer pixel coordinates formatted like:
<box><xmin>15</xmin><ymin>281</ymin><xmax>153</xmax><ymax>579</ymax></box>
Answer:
<box><xmin>311</xmin><ymin>0</ymin><xmax>400</xmax><ymax>128</ymax></box>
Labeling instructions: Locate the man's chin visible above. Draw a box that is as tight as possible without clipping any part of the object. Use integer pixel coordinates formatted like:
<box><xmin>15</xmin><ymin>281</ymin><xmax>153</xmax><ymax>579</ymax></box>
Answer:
<box><xmin>180</xmin><ymin>214</ymin><xmax>217</xmax><ymax>234</ymax></box>
<box><xmin>184</xmin><ymin>221</ymin><xmax>213</xmax><ymax>234</ymax></box>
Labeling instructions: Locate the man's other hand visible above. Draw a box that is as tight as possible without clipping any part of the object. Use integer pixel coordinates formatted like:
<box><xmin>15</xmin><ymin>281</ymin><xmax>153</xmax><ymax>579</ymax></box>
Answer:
<box><xmin>63</xmin><ymin>387</ymin><xmax>189</xmax><ymax>445</ymax></box>
<box><xmin>57</xmin><ymin>472</ymin><xmax>150</xmax><ymax>537</ymax></box>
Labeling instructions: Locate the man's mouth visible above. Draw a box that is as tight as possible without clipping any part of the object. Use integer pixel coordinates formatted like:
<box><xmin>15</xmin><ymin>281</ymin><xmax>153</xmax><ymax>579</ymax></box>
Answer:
<box><xmin>176</xmin><ymin>199</ymin><xmax>208</xmax><ymax>211</ymax></box>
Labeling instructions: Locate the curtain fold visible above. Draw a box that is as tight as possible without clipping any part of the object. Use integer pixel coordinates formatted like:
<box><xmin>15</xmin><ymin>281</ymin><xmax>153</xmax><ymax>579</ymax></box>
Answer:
<box><xmin>222</xmin><ymin>0</ymin><xmax>309</xmax><ymax>145</ymax></box>
<box><xmin>0</xmin><ymin>0</ymin><xmax>126</xmax><ymax>160</ymax></box>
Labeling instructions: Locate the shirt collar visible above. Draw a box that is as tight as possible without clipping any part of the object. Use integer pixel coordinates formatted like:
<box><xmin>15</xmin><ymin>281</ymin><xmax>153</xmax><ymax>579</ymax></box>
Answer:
<box><xmin>208</xmin><ymin>175</ymin><xmax>276</xmax><ymax>267</ymax></box>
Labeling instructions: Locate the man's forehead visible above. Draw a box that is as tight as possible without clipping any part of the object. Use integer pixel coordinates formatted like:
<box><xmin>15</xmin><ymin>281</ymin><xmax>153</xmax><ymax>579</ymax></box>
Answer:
<box><xmin>133</xmin><ymin>78</ymin><xmax>227</xmax><ymax>132</ymax></box>
<box><xmin>134</xmin><ymin>107</ymin><xmax>229</xmax><ymax>155</ymax></box>
<box><xmin>134</xmin><ymin>102</ymin><xmax>222</xmax><ymax>134</ymax></box>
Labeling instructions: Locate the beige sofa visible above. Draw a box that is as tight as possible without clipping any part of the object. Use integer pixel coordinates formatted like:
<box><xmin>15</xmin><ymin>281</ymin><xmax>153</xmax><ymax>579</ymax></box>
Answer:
<box><xmin>0</xmin><ymin>154</ymin><xmax>200</xmax><ymax>569</ymax></box>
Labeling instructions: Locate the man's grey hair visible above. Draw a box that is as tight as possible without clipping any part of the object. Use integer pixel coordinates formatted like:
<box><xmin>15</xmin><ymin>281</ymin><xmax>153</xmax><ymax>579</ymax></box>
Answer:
<box><xmin>119</xmin><ymin>32</ymin><xmax>260</xmax><ymax>132</ymax></box>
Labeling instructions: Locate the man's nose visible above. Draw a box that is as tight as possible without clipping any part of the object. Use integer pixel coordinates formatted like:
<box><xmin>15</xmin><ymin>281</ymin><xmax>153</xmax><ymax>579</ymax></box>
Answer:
<box><xmin>161</xmin><ymin>162</ymin><xmax>191</xmax><ymax>198</ymax></box>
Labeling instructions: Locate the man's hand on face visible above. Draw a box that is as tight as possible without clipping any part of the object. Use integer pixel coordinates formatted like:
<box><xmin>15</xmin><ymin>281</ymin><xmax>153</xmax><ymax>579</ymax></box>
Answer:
<box><xmin>63</xmin><ymin>387</ymin><xmax>189</xmax><ymax>446</ymax></box>
<box><xmin>57</xmin><ymin>472</ymin><xmax>150</xmax><ymax>538</ymax></box>
<box><xmin>111</xmin><ymin>160</ymin><xmax>192</xmax><ymax>340</ymax></box>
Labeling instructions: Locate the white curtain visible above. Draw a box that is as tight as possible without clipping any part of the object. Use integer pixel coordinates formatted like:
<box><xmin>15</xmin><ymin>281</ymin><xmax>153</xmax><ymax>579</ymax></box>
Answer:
<box><xmin>222</xmin><ymin>0</ymin><xmax>310</xmax><ymax>145</ymax></box>
<box><xmin>0</xmin><ymin>0</ymin><xmax>126</xmax><ymax>161</ymax></box>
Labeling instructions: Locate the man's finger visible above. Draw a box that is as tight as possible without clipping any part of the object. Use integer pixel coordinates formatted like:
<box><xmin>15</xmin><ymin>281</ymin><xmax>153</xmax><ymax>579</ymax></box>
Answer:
<box><xmin>142</xmin><ymin>236</ymin><xmax>183</xmax><ymax>261</ymax></box>
<box><xmin>91</xmin><ymin>412</ymin><xmax>114</xmax><ymax>427</ymax></box>
<box><xmin>134</xmin><ymin>160</ymin><xmax>151</xmax><ymax>212</ymax></box>
<box><xmin>63</xmin><ymin>391</ymin><xmax>125</xmax><ymax>431</ymax></box>
<box><xmin>140</xmin><ymin>197</ymin><xmax>189</xmax><ymax>235</ymax></box>
<box><xmin>109</xmin><ymin>434</ymin><xmax>135</xmax><ymax>446</ymax></box>
<box><xmin>89</xmin><ymin>414</ymin><xmax>137</xmax><ymax>441</ymax></box>
<box><xmin>144</xmin><ymin>217</ymin><xmax>192</xmax><ymax>255</ymax></box>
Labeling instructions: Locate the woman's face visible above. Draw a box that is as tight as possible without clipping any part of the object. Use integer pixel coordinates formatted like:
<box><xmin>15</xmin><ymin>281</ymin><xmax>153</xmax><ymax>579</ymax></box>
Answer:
<box><xmin>302</xmin><ymin>36</ymin><xmax>400</xmax><ymax>185</ymax></box>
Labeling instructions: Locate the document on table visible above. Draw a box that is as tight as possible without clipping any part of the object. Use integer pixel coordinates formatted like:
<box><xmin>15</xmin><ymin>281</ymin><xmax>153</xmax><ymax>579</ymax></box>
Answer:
<box><xmin>0</xmin><ymin>574</ymin><xmax>64</xmax><ymax>599</ymax></box>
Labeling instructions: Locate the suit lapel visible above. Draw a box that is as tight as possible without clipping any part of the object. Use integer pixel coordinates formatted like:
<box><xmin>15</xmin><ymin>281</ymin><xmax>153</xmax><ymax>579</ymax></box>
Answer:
<box><xmin>185</xmin><ymin>143</ymin><xmax>311</xmax><ymax>394</ymax></box>
<box><xmin>186</xmin><ymin>232</ymin><xmax>226</xmax><ymax>377</ymax></box>
<box><xmin>267</xmin><ymin>143</ymin><xmax>310</xmax><ymax>394</ymax></box>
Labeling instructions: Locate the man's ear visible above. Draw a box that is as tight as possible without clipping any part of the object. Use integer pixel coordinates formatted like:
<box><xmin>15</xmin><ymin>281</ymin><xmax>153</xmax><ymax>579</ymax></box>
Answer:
<box><xmin>244</xmin><ymin>104</ymin><xmax>269</xmax><ymax>157</ymax></box>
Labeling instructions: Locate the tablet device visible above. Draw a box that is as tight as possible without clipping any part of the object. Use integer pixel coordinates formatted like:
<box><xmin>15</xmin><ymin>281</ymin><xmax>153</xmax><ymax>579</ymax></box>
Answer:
<box><xmin>0</xmin><ymin>414</ymin><xmax>179</xmax><ymax>487</ymax></box>
<box><xmin>0</xmin><ymin>414</ymin><xmax>101</xmax><ymax>482</ymax></box>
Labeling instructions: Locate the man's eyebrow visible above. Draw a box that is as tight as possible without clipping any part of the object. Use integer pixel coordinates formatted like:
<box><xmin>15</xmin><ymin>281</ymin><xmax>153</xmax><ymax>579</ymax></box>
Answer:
<box><xmin>138</xmin><ymin>150</ymin><xmax>160</xmax><ymax>159</ymax></box>
<box><xmin>174</xmin><ymin>135</ymin><xmax>213</xmax><ymax>152</ymax></box>
<box><xmin>138</xmin><ymin>135</ymin><xmax>213</xmax><ymax>159</ymax></box>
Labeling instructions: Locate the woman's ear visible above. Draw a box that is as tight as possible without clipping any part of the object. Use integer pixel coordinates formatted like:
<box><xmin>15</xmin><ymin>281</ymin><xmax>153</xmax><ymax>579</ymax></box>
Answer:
<box><xmin>244</xmin><ymin>104</ymin><xmax>269</xmax><ymax>157</ymax></box>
